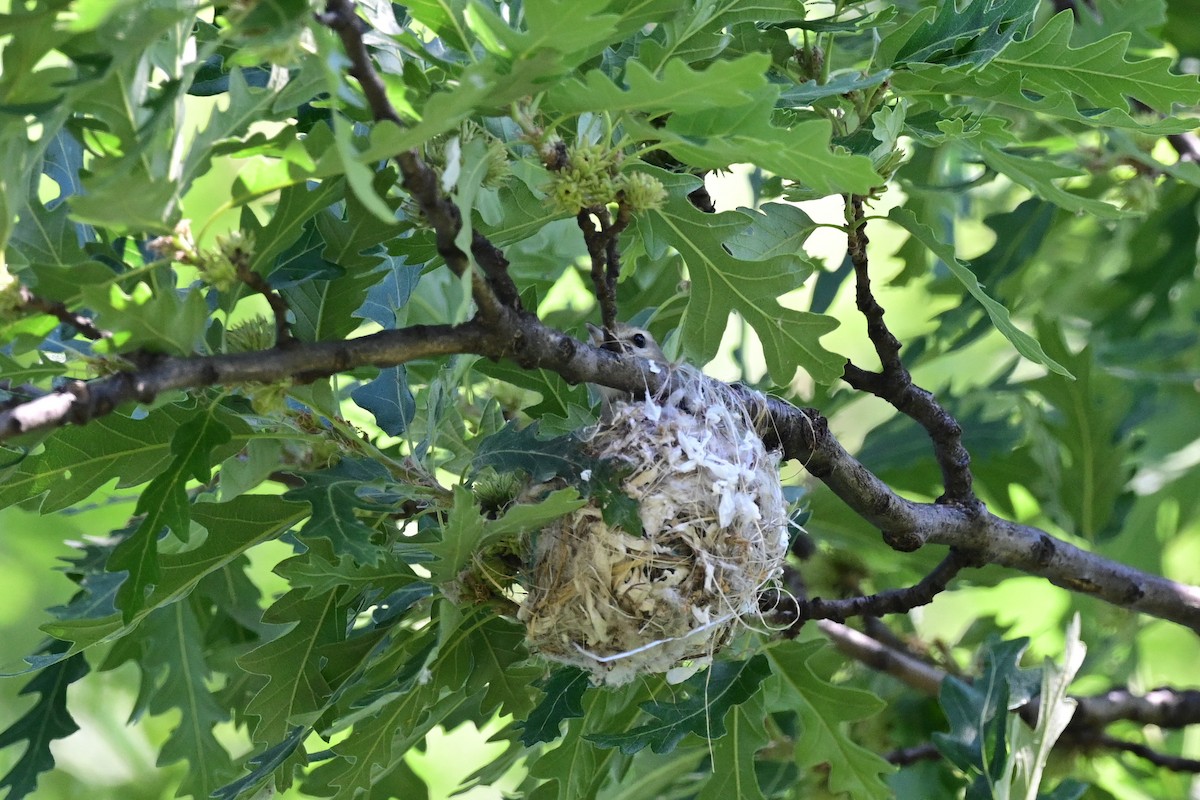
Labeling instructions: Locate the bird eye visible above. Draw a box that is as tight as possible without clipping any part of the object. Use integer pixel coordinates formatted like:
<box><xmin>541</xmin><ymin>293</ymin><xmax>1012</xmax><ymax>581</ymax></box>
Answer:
<box><xmin>631</xmin><ymin>333</ymin><xmax>647</xmax><ymax>348</ymax></box>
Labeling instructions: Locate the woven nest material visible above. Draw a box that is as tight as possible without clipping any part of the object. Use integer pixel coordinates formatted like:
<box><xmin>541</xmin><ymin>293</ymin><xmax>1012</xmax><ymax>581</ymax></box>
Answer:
<box><xmin>518</xmin><ymin>369</ymin><xmax>789</xmax><ymax>686</ymax></box>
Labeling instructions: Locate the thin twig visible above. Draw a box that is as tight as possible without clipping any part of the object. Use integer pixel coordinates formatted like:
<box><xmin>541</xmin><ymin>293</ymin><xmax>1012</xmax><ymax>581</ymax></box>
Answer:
<box><xmin>818</xmin><ymin>620</ymin><xmax>947</xmax><ymax>695</ymax></box>
<box><xmin>18</xmin><ymin>287</ymin><xmax>110</xmax><ymax>341</ymax></box>
<box><xmin>318</xmin><ymin>0</ymin><xmax>517</xmax><ymax>320</ymax></box>
<box><xmin>578</xmin><ymin>209</ymin><xmax>616</xmax><ymax>334</ymax></box>
<box><xmin>884</xmin><ymin>742</ymin><xmax>941</xmax><ymax>766</ymax></box>
<box><xmin>768</xmin><ymin>550</ymin><xmax>971</xmax><ymax>628</ymax></box>
<box><xmin>1075</xmin><ymin>733</ymin><xmax>1200</xmax><ymax>773</ymax></box>
<box><xmin>577</xmin><ymin>206</ymin><xmax>625</xmax><ymax>334</ymax></box>
<box><xmin>821</xmin><ymin>620</ymin><xmax>1200</xmax><ymax>734</ymax></box>
<box><xmin>842</xmin><ymin>195</ymin><xmax>979</xmax><ymax>510</ymax></box>
<box><xmin>228</xmin><ymin>242</ymin><xmax>293</xmax><ymax>346</ymax></box>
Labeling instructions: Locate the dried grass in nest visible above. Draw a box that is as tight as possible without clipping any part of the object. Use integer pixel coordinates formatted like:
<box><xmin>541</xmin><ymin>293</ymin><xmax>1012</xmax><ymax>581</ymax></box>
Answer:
<box><xmin>518</xmin><ymin>367</ymin><xmax>789</xmax><ymax>686</ymax></box>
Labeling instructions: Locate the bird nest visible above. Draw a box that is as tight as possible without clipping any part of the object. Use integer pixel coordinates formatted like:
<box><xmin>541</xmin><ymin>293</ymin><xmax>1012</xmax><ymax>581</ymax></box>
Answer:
<box><xmin>518</xmin><ymin>368</ymin><xmax>789</xmax><ymax>686</ymax></box>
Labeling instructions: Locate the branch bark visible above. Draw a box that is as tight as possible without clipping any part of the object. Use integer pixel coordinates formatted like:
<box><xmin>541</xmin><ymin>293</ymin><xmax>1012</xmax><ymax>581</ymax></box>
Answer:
<box><xmin>820</xmin><ymin>620</ymin><xmax>1200</xmax><ymax>771</ymax></box>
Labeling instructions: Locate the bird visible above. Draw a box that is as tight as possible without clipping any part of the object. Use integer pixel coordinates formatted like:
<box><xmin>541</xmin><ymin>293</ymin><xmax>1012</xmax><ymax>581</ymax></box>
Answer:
<box><xmin>586</xmin><ymin>322</ymin><xmax>668</xmax><ymax>419</ymax></box>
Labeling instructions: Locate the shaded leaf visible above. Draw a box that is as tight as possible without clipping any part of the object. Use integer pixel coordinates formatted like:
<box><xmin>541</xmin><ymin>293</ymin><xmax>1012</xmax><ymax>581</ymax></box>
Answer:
<box><xmin>0</xmin><ymin>403</ymin><xmax>243</xmax><ymax>513</ymax></box>
<box><xmin>0</xmin><ymin>641</ymin><xmax>88</xmax><ymax>800</ymax></box>
<box><xmin>588</xmin><ymin>655</ymin><xmax>771</xmax><ymax>755</ymax></box>
<box><xmin>239</xmin><ymin>588</ymin><xmax>344</xmax><ymax>743</ymax></box>
<box><xmin>892</xmin><ymin>0</ymin><xmax>1038</xmax><ymax>69</ymax></box>
<box><xmin>284</xmin><ymin>458</ymin><xmax>393</xmax><ymax>565</ymax></box>
<box><xmin>471</xmin><ymin>420</ymin><xmax>596</xmax><ymax>483</ymax></box>
<box><xmin>521</xmin><ymin>668</ymin><xmax>591</xmax><ymax>746</ymax></box>
<box><xmin>109</xmin><ymin>409</ymin><xmax>232</xmax><ymax>619</ymax></box>
<box><xmin>889</xmin><ymin>206</ymin><xmax>1071</xmax><ymax>377</ymax></box>
<box><xmin>426</xmin><ymin>485</ymin><xmax>584</xmax><ymax>583</ymax></box>
<box><xmin>351</xmin><ymin>366</ymin><xmax>416</xmax><ymax>436</ymax></box>
<box><xmin>697</xmin><ymin>695</ymin><xmax>769</xmax><ymax>800</ymax></box>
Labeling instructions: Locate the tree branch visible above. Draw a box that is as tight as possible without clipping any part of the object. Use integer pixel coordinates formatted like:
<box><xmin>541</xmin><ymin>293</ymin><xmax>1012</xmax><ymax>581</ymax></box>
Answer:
<box><xmin>3</xmin><ymin>0</ymin><xmax>1197</xmax><ymax>647</ymax></box>
<box><xmin>744</xmin><ymin>387</ymin><xmax>1200</xmax><ymax>632</ymax></box>
<box><xmin>821</xmin><ymin>620</ymin><xmax>1200</xmax><ymax>771</ymax></box>
<box><xmin>0</xmin><ymin>323</ymin><xmax>488</xmax><ymax>437</ymax></box>
<box><xmin>577</xmin><ymin>205</ymin><xmax>631</xmax><ymax>334</ymax></box>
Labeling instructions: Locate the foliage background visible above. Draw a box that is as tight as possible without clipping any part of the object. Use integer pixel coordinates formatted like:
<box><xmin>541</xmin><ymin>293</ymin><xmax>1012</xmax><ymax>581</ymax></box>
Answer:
<box><xmin>1</xmin><ymin>0</ymin><xmax>1200</xmax><ymax>798</ymax></box>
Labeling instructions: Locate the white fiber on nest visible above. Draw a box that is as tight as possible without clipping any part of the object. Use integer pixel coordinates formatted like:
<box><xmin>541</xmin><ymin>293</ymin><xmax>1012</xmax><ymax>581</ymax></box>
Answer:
<box><xmin>518</xmin><ymin>367</ymin><xmax>789</xmax><ymax>686</ymax></box>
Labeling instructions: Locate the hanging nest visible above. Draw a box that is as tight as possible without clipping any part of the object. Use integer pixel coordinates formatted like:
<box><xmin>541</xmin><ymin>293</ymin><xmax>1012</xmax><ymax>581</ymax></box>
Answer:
<box><xmin>518</xmin><ymin>367</ymin><xmax>789</xmax><ymax>686</ymax></box>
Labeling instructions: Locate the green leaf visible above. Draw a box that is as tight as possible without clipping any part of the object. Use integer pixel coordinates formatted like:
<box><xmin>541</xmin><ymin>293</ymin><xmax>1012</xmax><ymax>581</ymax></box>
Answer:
<box><xmin>990</xmin><ymin>11</ymin><xmax>1200</xmax><ymax>115</ymax></box>
<box><xmin>0</xmin><ymin>641</ymin><xmax>88</xmax><ymax>800</ymax></box>
<box><xmin>697</xmin><ymin>694</ymin><xmax>769</xmax><ymax>800</ymax></box>
<box><xmin>627</xmin><ymin>100</ymin><xmax>880</xmax><ymax>196</ymax></box>
<box><xmin>283</xmin><ymin>545</ymin><xmax>427</xmax><ymax>598</ymax></box>
<box><xmin>284</xmin><ymin>458</ymin><xmax>394</xmax><ymax>565</ymax></box>
<box><xmin>975</xmin><ymin>143</ymin><xmax>1127</xmax><ymax>219</ymax></box>
<box><xmin>405</xmin><ymin>0</ymin><xmax>471</xmax><ymax>50</ymax></box>
<box><xmin>471</xmin><ymin>420</ymin><xmax>595</xmax><ymax>483</ymax></box>
<box><xmin>888</xmin><ymin>206</ymin><xmax>1072</xmax><ymax>377</ymax></box>
<box><xmin>39</xmin><ymin>495</ymin><xmax>307</xmax><ymax>663</ymax></box>
<box><xmin>777</xmin><ymin>69</ymin><xmax>892</xmax><ymax>106</ymax></box>
<box><xmin>1003</xmin><ymin>615</ymin><xmax>1086</xmax><ymax>799</ymax></box>
<box><xmin>248</xmin><ymin>177</ymin><xmax>346</xmax><ymax>276</ymax></box>
<box><xmin>765</xmin><ymin>641</ymin><xmax>893</xmax><ymax>800</ymax></box>
<box><xmin>307</xmin><ymin>686</ymin><xmax>463</xmax><ymax>800</ymax></box>
<box><xmin>637</xmin><ymin>169</ymin><xmax>841</xmax><ymax>383</ymax></box>
<box><xmin>475</xmin><ymin>360</ymin><xmax>591</xmax><ymax>419</ymax></box>
<box><xmin>109</xmin><ymin>409</ymin><xmax>232</xmax><ymax>619</ymax></box>
<box><xmin>81</xmin><ymin>274</ymin><xmax>210</xmax><ymax>355</ymax></box>
<box><xmin>891</xmin><ymin>0</ymin><xmax>1039</xmax><ymax>70</ymax></box>
<box><xmin>120</xmin><ymin>603</ymin><xmax>237</xmax><ymax>799</ymax></box>
<box><xmin>0</xmin><ymin>403</ymin><xmax>243</xmax><ymax>513</ymax></box>
<box><xmin>239</xmin><ymin>587</ymin><xmax>345</xmax><ymax>743</ymax></box>
<box><xmin>892</xmin><ymin>67</ymin><xmax>1199</xmax><ymax>135</ymax></box>
<box><xmin>8</xmin><ymin>199</ymin><xmax>90</xmax><ymax>274</ymax></box>
<box><xmin>1025</xmin><ymin>322</ymin><xmax>1135</xmax><ymax>540</ymax></box>
<box><xmin>934</xmin><ymin>637</ymin><xmax>1040</xmax><ymax>785</ymax></box>
<box><xmin>588</xmin><ymin>655</ymin><xmax>771</xmax><ymax>754</ymax></box>
<box><xmin>213</xmin><ymin>725</ymin><xmax>308</xmax><ymax>800</ymax></box>
<box><xmin>546</xmin><ymin>54</ymin><xmax>773</xmax><ymax>116</ymax></box>
<box><xmin>426</xmin><ymin>485</ymin><xmax>584</xmax><ymax>583</ymax></box>
<box><xmin>351</xmin><ymin>365</ymin><xmax>416</xmax><ymax>436</ymax></box>
<box><xmin>280</xmin><ymin>264</ymin><xmax>382</xmax><ymax>341</ymax></box>
<box><xmin>521</xmin><ymin>668</ymin><xmax>591</xmax><ymax>746</ymax></box>
<box><xmin>726</xmin><ymin>203</ymin><xmax>819</xmax><ymax>261</ymax></box>
<box><xmin>182</xmin><ymin>68</ymin><xmax>286</xmax><ymax>197</ymax></box>
<box><xmin>464</xmin><ymin>0</ymin><xmax>619</xmax><ymax>63</ymax></box>
<box><xmin>315</xmin><ymin>171</ymin><xmax>403</xmax><ymax>271</ymax></box>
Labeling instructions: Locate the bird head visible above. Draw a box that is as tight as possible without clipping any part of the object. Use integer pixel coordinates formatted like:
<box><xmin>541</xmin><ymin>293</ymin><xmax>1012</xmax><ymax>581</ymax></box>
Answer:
<box><xmin>585</xmin><ymin>322</ymin><xmax>667</xmax><ymax>364</ymax></box>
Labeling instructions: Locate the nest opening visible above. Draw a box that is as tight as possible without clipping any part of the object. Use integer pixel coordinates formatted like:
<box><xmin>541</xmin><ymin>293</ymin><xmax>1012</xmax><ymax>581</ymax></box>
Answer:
<box><xmin>518</xmin><ymin>367</ymin><xmax>789</xmax><ymax>686</ymax></box>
